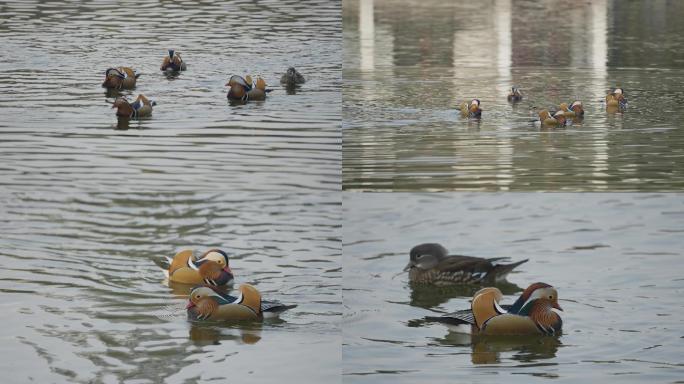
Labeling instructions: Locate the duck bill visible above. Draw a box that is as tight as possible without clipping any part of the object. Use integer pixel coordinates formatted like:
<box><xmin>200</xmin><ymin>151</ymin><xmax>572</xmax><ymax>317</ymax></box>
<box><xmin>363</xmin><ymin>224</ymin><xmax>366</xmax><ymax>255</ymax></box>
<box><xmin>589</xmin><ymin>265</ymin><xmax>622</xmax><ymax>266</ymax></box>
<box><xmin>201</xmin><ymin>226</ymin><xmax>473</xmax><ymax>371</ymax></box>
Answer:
<box><xmin>403</xmin><ymin>261</ymin><xmax>414</xmax><ymax>272</ymax></box>
<box><xmin>553</xmin><ymin>301</ymin><xmax>563</xmax><ymax>311</ymax></box>
<box><xmin>223</xmin><ymin>266</ymin><xmax>232</xmax><ymax>275</ymax></box>
<box><xmin>186</xmin><ymin>301</ymin><xmax>196</xmax><ymax>309</ymax></box>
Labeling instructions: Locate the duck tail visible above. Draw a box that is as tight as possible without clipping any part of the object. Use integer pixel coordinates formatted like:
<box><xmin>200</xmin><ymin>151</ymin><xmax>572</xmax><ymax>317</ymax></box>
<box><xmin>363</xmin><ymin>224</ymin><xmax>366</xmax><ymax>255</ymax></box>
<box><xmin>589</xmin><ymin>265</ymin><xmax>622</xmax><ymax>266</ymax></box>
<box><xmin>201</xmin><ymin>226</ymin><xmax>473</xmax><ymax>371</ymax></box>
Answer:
<box><xmin>261</xmin><ymin>303</ymin><xmax>297</xmax><ymax>318</ymax></box>
<box><xmin>490</xmin><ymin>259</ymin><xmax>528</xmax><ymax>281</ymax></box>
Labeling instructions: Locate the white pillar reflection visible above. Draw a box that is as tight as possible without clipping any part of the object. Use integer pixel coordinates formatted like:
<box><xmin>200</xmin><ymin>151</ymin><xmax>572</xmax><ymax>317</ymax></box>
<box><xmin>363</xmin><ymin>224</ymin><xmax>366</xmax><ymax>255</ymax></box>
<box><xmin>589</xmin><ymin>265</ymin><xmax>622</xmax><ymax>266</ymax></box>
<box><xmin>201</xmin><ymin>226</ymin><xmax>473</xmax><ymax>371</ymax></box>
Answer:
<box><xmin>589</xmin><ymin>0</ymin><xmax>609</xmax><ymax>188</ymax></box>
<box><xmin>359</xmin><ymin>0</ymin><xmax>375</xmax><ymax>71</ymax></box>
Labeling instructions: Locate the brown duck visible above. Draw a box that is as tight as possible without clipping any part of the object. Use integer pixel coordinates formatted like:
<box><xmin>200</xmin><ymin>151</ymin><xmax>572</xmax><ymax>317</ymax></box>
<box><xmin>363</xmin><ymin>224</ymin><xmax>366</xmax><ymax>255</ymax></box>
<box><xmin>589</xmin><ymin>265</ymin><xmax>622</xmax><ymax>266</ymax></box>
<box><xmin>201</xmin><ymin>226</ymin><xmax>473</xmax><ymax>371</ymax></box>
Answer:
<box><xmin>404</xmin><ymin>243</ymin><xmax>528</xmax><ymax>285</ymax></box>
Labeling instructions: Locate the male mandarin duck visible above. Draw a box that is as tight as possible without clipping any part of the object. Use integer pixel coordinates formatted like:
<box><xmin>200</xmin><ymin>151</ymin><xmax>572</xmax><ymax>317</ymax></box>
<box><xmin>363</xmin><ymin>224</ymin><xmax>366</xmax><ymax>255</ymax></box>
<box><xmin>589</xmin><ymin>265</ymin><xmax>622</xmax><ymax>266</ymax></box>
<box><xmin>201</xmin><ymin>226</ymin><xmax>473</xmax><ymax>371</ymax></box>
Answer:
<box><xmin>538</xmin><ymin>110</ymin><xmax>566</xmax><ymax>126</ymax></box>
<box><xmin>559</xmin><ymin>101</ymin><xmax>584</xmax><ymax>117</ymax></box>
<box><xmin>459</xmin><ymin>99</ymin><xmax>482</xmax><ymax>118</ymax></box>
<box><xmin>226</xmin><ymin>75</ymin><xmax>272</xmax><ymax>101</ymax></box>
<box><xmin>165</xmin><ymin>249</ymin><xmax>234</xmax><ymax>286</ymax></box>
<box><xmin>404</xmin><ymin>243</ymin><xmax>528</xmax><ymax>285</ymax></box>
<box><xmin>102</xmin><ymin>67</ymin><xmax>140</xmax><ymax>89</ymax></box>
<box><xmin>425</xmin><ymin>282</ymin><xmax>563</xmax><ymax>336</ymax></box>
<box><xmin>112</xmin><ymin>94</ymin><xmax>155</xmax><ymax>118</ymax></box>
<box><xmin>280</xmin><ymin>67</ymin><xmax>306</xmax><ymax>87</ymax></box>
<box><xmin>187</xmin><ymin>284</ymin><xmax>297</xmax><ymax>321</ymax></box>
<box><xmin>507</xmin><ymin>86</ymin><xmax>523</xmax><ymax>102</ymax></box>
<box><xmin>606</xmin><ymin>88</ymin><xmax>627</xmax><ymax>108</ymax></box>
<box><xmin>160</xmin><ymin>49</ymin><xmax>187</xmax><ymax>71</ymax></box>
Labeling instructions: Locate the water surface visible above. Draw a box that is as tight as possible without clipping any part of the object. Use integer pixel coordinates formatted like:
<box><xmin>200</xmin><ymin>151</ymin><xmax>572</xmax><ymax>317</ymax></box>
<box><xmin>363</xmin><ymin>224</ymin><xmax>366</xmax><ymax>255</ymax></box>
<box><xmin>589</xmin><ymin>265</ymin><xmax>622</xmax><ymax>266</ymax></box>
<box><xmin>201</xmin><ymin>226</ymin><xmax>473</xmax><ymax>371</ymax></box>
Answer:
<box><xmin>343</xmin><ymin>193</ymin><xmax>684</xmax><ymax>383</ymax></box>
<box><xmin>0</xmin><ymin>1</ymin><xmax>341</xmax><ymax>383</ymax></box>
<box><xmin>1</xmin><ymin>0</ymin><xmax>341</xmax><ymax>192</ymax></box>
<box><xmin>343</xmin><ymin>0</ymin><xmax>684</xmax><ymax>191</ymax></box>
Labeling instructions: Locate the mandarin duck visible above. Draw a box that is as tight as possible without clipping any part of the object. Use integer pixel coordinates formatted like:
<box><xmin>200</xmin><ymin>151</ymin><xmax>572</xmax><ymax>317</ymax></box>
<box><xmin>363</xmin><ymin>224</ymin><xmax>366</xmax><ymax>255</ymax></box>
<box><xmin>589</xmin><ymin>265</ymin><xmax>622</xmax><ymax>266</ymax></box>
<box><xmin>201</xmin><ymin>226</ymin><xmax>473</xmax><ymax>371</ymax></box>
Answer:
<box><xmin>280</xmin><ymin>67</ymin><xmax>306</xmax><ymax>87</ymax></box>
<box><xmin>507</xmin><ymin>87</ymin><xmax>523</xmax><ymax>102</ymax></box>
<box><xmin>460</xmin><ymin>99</ymin><xmax>482</xmax><ymax>118</ymax></box>
<box><xmin>538</xmin><ymin>109</ymin><xmax>567</xmax><ymax>126</ymax></box>
<box><xmin>164</xmin><ymin>249</ymin><xmax>234</xmax><ymax>286</ymax></box>
<box><xmin>559</xmin><ymin>101</ymin><xmax>584</xmax><ymax>117</ymax></box>
<box><xmin>426</xmin><ymin>282</ymin><xmax>563</xmax><ymax>336</ymax></box>
<box><xmin>160</xmin><ymin>49</ymin><xmax>187</xmax><ymax>71</ymax></box>
<box><xmin>187</xmin><ymin>284</ymin><xmax>297</xmax><ymax>321</ymax></box>
<box><xmin>404</xmin><ymin>243</ymin><xmax>528</xmax><ymax>285</ymax></box>
<box><xmin>112</xmin><ymin>94</ymin><xmax>155</xmax><ymax>118</ymax></box>
<box><xmin>102</xmin><ymin>67</ymin><xmax>140</xmax><ymax>89</ymax></box>
<box><xmin>226</xmin><ymin>75</ymin><xmax>272</xmax><ymax>101</ymax></box>
<box><xmin>606</xmin><ymin>88</ymin><xmax>627</xmax><ymax>109</ymax></box>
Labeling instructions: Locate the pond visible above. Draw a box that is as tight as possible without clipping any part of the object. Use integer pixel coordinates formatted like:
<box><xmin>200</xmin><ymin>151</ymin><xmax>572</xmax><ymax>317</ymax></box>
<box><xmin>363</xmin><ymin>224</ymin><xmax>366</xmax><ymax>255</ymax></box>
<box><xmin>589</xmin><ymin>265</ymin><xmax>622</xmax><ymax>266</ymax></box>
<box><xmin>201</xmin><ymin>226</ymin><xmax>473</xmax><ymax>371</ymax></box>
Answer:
<box><xmin>343</xmin><ymin>193</ymin><xmax>684</xmax><ymax>383</ymax></box>
<box><xmin>343</xmin><ymin>0</ymin><xmax>684</xmax><ymax>191</ymax></box>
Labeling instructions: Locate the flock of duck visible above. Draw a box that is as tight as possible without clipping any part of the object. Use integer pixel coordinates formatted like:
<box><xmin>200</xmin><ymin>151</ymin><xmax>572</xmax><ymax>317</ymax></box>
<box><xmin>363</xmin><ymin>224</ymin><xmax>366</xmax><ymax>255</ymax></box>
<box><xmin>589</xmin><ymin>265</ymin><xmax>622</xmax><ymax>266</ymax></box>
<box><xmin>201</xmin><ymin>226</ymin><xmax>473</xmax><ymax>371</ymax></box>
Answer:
<box><xmin>459</xmin><ymin>86</ymin><xmax>628</xmax><ymax>126</ymax></box>
<box><xmin>163</xmin><ymin>249</ymin><xmax>297</xmax><ymax>321</ymax></box>
<box><xmin>103</xmin><ymin>49</ymin><xmax>306</xmax><ymax>118</ymax></box>
<box><xmin>404</xmin><ymin>243</ymin><xmax>563</xmax><ymax>336</ymax></box>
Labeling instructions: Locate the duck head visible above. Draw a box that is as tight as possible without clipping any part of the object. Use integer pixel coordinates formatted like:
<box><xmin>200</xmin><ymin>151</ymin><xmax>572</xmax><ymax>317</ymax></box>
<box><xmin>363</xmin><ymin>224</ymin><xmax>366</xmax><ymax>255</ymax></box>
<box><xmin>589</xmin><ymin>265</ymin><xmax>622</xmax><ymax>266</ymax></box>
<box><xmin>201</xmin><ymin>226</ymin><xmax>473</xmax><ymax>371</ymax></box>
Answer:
<box><xmin>102</xmin><ymin>68</ymin><xmax>126</xmax><ymax>88</ymax></box>
<box><xmin>569</xmin><ymin>100</ymin><xmax>584</xmax><ymax>115</ymax></box>
<box><xmin>470</xmin><ymin>99</ymin><xmax>481</xmax><ymax>112</ymax></box>
<box><xmin>404</xmin><ymin>243</ymin><xmax>448</xmax><ymax>271</ymax></box>
<box><xmin>553</xmin><ymin>110</ymin><xmax>567</xmax><ymax>125</ymax></box>
<box><xmin>510</xmin><ymin>87</ymin><xmax>522</xmax><ymax>96</ymax></box>
<box><xmin>195</xmin><ymin>249</ymin><xmax>234</xmax><ymax>285</ymax></box>
<box><xmin>508</xmin><ymin>282</ymin><xmax>562</xmax><ymax>314</ymax></box>
<box><xmin>112</xmin><ymin>97</ymin><xmax>133</xmax><ymax>117</ymax></box>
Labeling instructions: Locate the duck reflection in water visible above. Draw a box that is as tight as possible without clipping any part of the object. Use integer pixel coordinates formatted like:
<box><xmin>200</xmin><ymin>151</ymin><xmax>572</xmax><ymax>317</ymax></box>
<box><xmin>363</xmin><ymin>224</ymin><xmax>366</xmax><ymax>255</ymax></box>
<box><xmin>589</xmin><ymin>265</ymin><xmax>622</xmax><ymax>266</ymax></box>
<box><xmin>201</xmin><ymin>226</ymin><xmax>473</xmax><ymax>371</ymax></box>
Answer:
<box><xmin>408</xmin><ymin>281</ymin><xmax>522</xmax><ymax>309</ymax></box>
<box><xmin>435</xmin><ymin>333</ymin><xmax>561</xmax><ymax>364</ymax></box>
<box><xmin>188</xmin><ymin>323</ymin><xmax>265</xmax><ymax>346</ymax></box>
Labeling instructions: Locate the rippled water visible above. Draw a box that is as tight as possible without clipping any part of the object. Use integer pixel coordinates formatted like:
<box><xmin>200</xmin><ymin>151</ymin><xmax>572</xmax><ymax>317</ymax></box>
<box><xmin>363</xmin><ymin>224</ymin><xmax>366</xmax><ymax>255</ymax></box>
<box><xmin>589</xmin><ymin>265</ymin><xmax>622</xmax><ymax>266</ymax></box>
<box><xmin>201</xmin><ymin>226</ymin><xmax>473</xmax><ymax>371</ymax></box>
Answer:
<box><xmin>0</xmin><ymin>0</ymin><xmax>341</xmax><ymax>192</ymax></box>
<box><xmin>343</xmin><ymin>0</ymin><xmax>684</xmax><ymax>191</ymax></box>
<box><xmin>342</xmin><ymin>193</ymin><xmax>684</xmax><ymax>383</ymax></box>
<box><xmin>0</xmin><ymin>190</ymin><xmax>341</xmax><ymax>383</ymax></box>
<box><xmin>0</xmin><ymin>1</ymin><xmax>341</xmax><ymax>383</ymax></box>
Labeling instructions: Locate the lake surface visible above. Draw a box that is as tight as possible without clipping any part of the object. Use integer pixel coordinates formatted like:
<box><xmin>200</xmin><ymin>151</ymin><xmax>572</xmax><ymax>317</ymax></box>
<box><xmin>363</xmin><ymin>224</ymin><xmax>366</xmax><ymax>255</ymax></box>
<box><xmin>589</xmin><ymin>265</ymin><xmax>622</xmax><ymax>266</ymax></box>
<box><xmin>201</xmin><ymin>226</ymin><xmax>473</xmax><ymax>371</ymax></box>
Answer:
<box><xmin>0</xmin><ymin>1</ymin><xmax>341</xmax><ymax>383</ymax></box>
<box><xmin>343</xmin><ymin>193</ymin><xmax>684</xmax><ymax>383</ymax></box>
<box><xmin>343</xmin><ymin>0</ymin><xmax>684</xmax><ymax>191</ymax></box>
<box><xmin>1</xmin><ymin>0</ymin><xmax>340</xmax><ymax>192</ymax></box>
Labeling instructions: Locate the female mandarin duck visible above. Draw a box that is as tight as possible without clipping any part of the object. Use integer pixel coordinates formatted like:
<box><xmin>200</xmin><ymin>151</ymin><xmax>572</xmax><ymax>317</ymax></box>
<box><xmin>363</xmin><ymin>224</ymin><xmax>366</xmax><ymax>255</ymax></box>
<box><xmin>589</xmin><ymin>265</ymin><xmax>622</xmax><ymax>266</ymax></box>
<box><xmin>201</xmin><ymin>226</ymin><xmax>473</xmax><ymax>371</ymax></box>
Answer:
<box><xmin>559</xmin><ymin>101</ymin><xmax>584</xmax><ymax>117</ymax></box>
<box><xmin>404</xmin><ymin>243</ymin><xmax>528</xmax><ymax>285</ymax></box>
<box><xmin>426</xmin><ymin>282</ymin><xmax>563</xmax><ymax>336</ymax></box>
<box><xmin>160</xmin><ymin>49</ymin><xmax>187</xmax><ymax>71</ymax></box>
<box><xmin>187</xmin><ymin>284</ymin><xmax>297</xmax><ymax>321</ymax></box>
<box><xmin>280</xmin><ymin>67</ymin><xmax>305</xmax><ymax>87</ymax></box>
<box><xmin>165</xmin><ymin>249</ymin><xmax>234</xmax><ymax>286</ymax></box>
<box><xmin>507</xmin><ymin>87</ymin><xmax>523</xmax><ymax>102</ymax></box>
<box><xmin>538</xmin><ymin>110</ymin><xmax>567</xmax><ymax>126</ymax></box>
<box><xmin>112</xmin><ymin>94</ymin><xmax>155</xmax><ymax>118</ymax></box>
<box><xmin>606</xmin><ymin>88</ymin><xmax>627</xmax><ymax>108</ymax></box>
<box><xmin>460</xmin><ymin>99</ymin><xmax>482</xmax><ymax>118</ymax></box>
<box><xmin>226</xmin><ymin>75</ymin><xmax>272</xmax><ymax>101</ymax></box>
<box><xmin>102</xmin><ymin>67</ymin><xmax>140</xmax><ymax>89</ymax></box>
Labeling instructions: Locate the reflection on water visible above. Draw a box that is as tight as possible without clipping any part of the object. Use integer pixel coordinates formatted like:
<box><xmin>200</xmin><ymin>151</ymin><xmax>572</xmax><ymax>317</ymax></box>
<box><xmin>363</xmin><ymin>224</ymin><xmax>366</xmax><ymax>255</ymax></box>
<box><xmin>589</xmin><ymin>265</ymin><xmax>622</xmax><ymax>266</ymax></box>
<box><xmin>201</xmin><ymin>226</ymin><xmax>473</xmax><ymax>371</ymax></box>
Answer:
<box><xmin>408</xmin><ymin>281</ymin><xmax>522</xmax><ymax>309</ymax></box>
<box><xmin>343</xmin><ymin>0</ymin><xmax>684</xmax><ymax>191</ymax></box>
<box><xmin>342</xmin><ymin>193</ymin><xmax>684</xmax><ymax>383</ymax></box>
